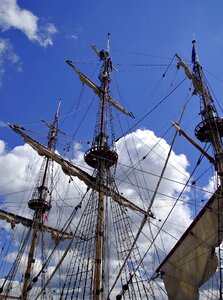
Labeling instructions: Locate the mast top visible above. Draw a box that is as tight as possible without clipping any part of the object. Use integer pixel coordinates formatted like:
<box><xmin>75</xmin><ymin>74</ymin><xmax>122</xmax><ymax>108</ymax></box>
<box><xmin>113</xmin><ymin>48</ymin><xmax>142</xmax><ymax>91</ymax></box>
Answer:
<box><xmin>106</xmin><ymin>32</ymin><xmax>110</xmax><ymax>53</ymax></box>
<box><xmin>191</xmin><ymin>39</ymin><xmax>199</xmax><ymax>64</ymax></box>
<box><xmin>56</xmin><ymin>99</ymin><xmax>62</xmax><ymax>120</ymax></box>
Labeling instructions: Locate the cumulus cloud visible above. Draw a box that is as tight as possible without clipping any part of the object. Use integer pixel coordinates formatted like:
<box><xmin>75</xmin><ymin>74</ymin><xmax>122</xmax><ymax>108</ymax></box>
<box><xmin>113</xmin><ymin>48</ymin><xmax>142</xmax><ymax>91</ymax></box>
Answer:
<box><xmin>201</xmin><ymin>174</ymin><xmax>218</xmax><ymax>200</ymax></box>
<box><xmin>0</xmin><ymin>128</ymin><xmax>196</xmax><ymax>298</ymax></box>
<box><xmin>115</xmin><ymin>129</ymin><xmax>193</xmax><ymax>274</ymax></box>
<box><xmin>0</xmin><ymin>0</ymin><xmax>57</xmax><ymax>47</ymax></box>
<box><xmin>0</xmin><ymin>37</ymin><xmax>21</xmax><ymax>85</ymax></box>
<box><xmin>0</xmin><ymin>140</ymin><xmax>5</xmax><ymax>153</ymax></box>
<box><xmin>0</xmin><ymin>140</ymin><xmax>40</xmax><ymax>196</ymax></box>
<box><xmin>0</xmin><ymin>1</ymin><xmax>57</xmax><ymax>85</ymax></box>
<box><xmin>117</xmin><ymin>129</ymin><xmax>192</xmax><ymax>228</ymax></box>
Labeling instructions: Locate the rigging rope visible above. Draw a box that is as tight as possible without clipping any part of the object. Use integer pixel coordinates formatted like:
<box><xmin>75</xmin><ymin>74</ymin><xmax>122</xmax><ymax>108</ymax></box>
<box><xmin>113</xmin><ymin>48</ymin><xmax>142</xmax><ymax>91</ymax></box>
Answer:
<box><xmin>112</xmin><ymin>48</ymin><xmax>173</xmax><ymax>61</ymax></box>
<box><xmin>109</xmin><ymin>81</ymin><xmax>191</xmax><ymax>298</ymax></box>
<box><xmin>115</xmin><ymin>77</ymin><xmax>187</xmax><ymax>143</ymax></box>
<box><xmin>32</xmin><ymin>187</ymin><xmax>94</xmax><ymax>299</ymax></box>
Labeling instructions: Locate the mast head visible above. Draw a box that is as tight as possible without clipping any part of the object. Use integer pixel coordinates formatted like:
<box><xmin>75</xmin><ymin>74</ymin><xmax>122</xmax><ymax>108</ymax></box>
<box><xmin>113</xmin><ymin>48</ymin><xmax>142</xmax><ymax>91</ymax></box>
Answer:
<box><xmin>191</xmin><ymin>39</ymin><xmax>199</xmax><ymax>64</ymax></box>
<box><xmin>106</xmin><ymin>32</ymin><xmax>110</xmax><ymax>53</ymax></box>
<box><xmin>56</xmin><ymin>99</ymin><xmax>62</xmax><ymax>120</ymax></box>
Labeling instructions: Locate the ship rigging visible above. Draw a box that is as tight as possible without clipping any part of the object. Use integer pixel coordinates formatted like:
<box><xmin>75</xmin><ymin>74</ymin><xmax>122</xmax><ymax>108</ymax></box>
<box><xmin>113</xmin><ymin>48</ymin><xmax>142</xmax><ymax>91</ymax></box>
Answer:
<box><xmin>0</xmin><ymin>36</ymin><xmax>223</xmax><ymax>299</ymax></box>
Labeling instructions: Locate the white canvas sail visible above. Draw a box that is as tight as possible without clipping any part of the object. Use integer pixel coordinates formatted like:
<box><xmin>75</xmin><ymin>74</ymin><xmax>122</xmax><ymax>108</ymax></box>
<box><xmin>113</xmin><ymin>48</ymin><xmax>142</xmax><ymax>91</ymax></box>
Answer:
<box><xmin>66</xmin><ymin>60</ymin><xmax>134</xmax><ymax>118</ymax></box>
<box><xmin>156</xmin><ymin>189</ymin><xmax>223</xmax><ymax>300</ymax></box>
<box><xmin>9</xmin><ymin>124</ymin><xmax>147</xmax><ymax>215</ymax></box>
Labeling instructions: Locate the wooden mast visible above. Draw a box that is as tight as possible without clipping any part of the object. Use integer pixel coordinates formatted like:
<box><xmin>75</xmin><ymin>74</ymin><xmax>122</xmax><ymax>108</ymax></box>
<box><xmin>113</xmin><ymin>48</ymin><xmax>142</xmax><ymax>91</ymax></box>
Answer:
<box><xmin>22</xmin><ymin>101</ymin><xmax>61</xmax><ymax>299</ymax></box>
<box><xmin>157</xmin><ymin>41</ymin><xmax>223</xmax><ymax>300</ymax></box>
<box><xmin>93</xmin><ymin>33</ymin><xmax>111</xmax><ymax>300</ymax></box>
<box><xmin>83</xmin><ymin>33</ymin><xmax>116</xmax><ymax>299</ymax></box>
<box><xmin>191</xmin><ymin>40</ymin><xmax>223</xmax><ymax>299</ymax></box>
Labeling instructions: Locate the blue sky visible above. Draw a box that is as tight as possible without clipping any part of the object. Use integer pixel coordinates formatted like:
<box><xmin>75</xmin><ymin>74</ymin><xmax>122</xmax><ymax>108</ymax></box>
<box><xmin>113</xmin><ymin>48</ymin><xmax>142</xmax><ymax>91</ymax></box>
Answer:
<box><xmin>0</xmin><ymin>0</ymin><xmax>223</xmax><ymax>182</ymax></box>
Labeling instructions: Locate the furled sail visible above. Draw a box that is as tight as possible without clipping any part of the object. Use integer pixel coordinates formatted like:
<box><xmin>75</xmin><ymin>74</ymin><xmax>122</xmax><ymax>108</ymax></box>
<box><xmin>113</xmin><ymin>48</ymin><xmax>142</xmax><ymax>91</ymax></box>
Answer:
<box><xmin>0</xmin><ymin>208</ymin><xmax>73</xmax><ymax>241</ymax></box>
<box><xmin>66</xmin><ymin>60</ymin><xmax>134</xmax><ymax>118</ymax></box>
<box><xmin>176</xmin><ymin>54</ymin><xmax>206</xmax><ymax>96</ymax></box>
<box><xmin>9</xmin><ymin>124</ymin><xmax>146</xmax><ymax>215</ymax></box>
<box><xmin>156</xmin><ymin>189</ymin><xmax>223</xmax><ymax>300</ymax></box>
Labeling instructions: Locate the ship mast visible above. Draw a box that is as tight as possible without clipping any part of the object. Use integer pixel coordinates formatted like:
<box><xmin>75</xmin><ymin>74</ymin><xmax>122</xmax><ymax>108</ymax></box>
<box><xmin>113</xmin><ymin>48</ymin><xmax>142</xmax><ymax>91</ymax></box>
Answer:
<box><xmin>8</xmin><ymin>35</ymin><xmax>152</xmax><ymax>299</ymax></box>
<box><xmin>61</xmin><ymin>34</ymin><xmax>151</xmax><ymax>300</ymax></box>
<box><xmin>84</xmin><ymin>33</ymin><xmax>117</xmax><ymax>299</ymax></box>
<box><xmin>22</xmin><ymin>101</ymin><xmax>61</xmax><ymax>299</ymax></box>
<box><xmin>190</xmin><ymin>40</ymin><xmax>223</xmax><ymax>298</ymax></box>
<box><xmin>156</xmin><ymin>41</ymin><xmax>223</xmax><ymax>300</ymax></box>
<box><xmin>191</xmin><ymin>40</ymin><xmax>223</xmax><ymax>178</ymax></box>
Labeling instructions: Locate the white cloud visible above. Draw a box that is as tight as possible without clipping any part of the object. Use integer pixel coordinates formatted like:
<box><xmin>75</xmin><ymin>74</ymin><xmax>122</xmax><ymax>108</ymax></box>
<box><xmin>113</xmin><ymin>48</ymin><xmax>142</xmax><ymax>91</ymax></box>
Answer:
<box><xmin>66</xmin><ymin>24</ymin><xmax>83</xmax><ymax>41</ymax></box>
<box><xmin>0</xmin><ymin>140</ymin><xmax>5</xmax><ymax>154</ymax></box>
<box><xmin>202</xmin><ymin>174</ymin><xmax>218</xmax><ymax>199</ymax></box>
<box><xmin>0</xmin><ymin>0</ymin><xmax>57</xmax><ymax>47</ymax></box>
<box><xmin>0</xmin><ymin>128</ymin><xmax>196</xmax><ymax>297</ymax></box>
<box><xmin>0</xmin><ymin>141</ymin><xmax>40</xmax><ymax>195</ymax></box>
<box><xmin>116</xmin><ymin>129</ymin><xmax>193</xmax><ymax>254</ymax></box>
<box><xmin>0</xmin><ymin>1</ymin><xmax>57</xmax><ymax>85</ymax></box>
<box><xmin>0</xmin><ymin>121</ymin><xmax>7</xmax><ymax>127</ymax></box>
<box><xmin>66</xmin><ymin>34</ymin><xmax>78</xmax><ymax>41</ymax></box>
<box><xmin>0</xmin><ymin>37</ymin><xmax>21</xmax><ymax>85</ymax></box>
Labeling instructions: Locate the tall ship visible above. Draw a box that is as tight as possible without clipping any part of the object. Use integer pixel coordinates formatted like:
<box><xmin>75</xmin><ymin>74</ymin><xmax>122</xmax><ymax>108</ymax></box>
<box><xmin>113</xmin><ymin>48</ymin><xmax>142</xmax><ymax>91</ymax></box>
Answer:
<box><xmin>0</xmin><ymin>34</ymin><xmax>222</xmax><ymax>299</ymax></box>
